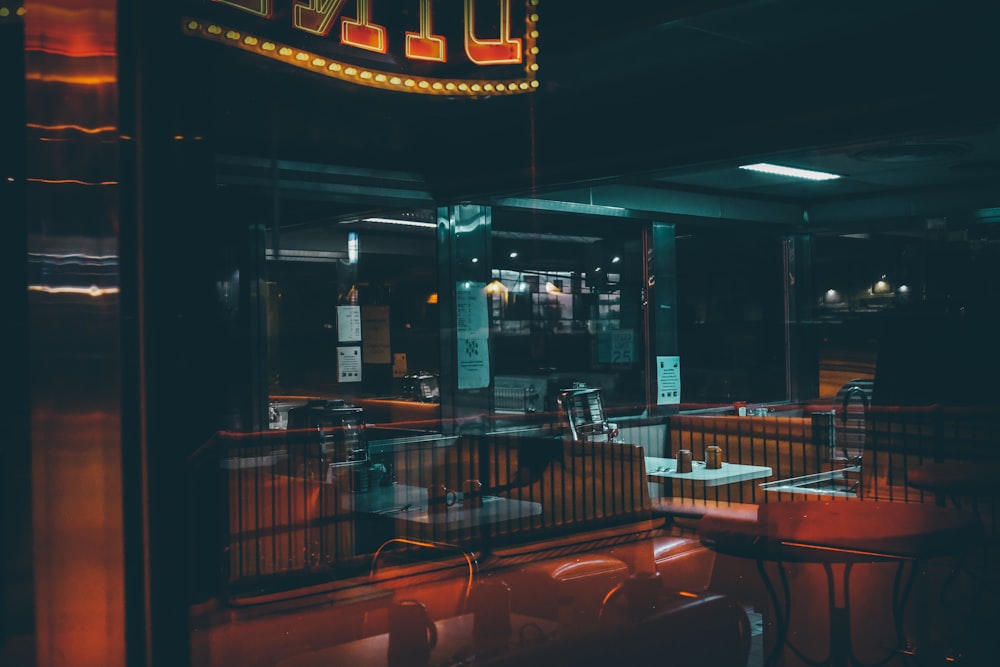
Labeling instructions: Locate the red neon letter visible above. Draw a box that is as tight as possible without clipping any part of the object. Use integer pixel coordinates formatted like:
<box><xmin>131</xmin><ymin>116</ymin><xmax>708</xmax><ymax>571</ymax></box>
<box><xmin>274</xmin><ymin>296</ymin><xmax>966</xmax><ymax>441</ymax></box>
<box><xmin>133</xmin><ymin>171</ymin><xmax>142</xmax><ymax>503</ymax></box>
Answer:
<box><xmin>294</xmin><ymin>0</ymin><xmax>347</xmax><ymax>37</ymax></box>
<box><xmin>406</xmin><ymin>0</ymin><xmax>446</xmax><ymax>62</ymax></box>
<box><xmin>213</xmin><ymin>0</ymin><xmax>272</xmax><ymax>18</ymax></box>
<box><xmin>464</xmin><ymin>0</ymin><xmax>522</xmax><ymax>65</ymax></box>
<box><xmin>342</xmin><ymin>0</ymin><xmax>388</xmax><ymax>53</ymax></box>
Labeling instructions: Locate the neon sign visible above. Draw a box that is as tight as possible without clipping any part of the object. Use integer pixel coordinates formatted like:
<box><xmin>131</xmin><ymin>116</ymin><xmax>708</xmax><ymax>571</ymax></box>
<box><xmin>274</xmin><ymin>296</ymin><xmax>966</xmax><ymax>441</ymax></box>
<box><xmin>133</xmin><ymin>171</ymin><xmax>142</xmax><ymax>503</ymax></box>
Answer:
<box><xmin>183</xmin><ymin>0</ymin><xmax>539</xmax><ymax>96</ymax></box>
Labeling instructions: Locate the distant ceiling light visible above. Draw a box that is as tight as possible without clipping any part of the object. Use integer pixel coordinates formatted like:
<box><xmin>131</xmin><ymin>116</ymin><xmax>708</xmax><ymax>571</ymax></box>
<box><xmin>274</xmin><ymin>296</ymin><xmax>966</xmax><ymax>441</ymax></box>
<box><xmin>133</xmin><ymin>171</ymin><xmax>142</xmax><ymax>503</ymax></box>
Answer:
<box><xmin>471</xmin><ymin>257</ymin><xmax>479</xmax><ymax>263</ymax></box>
<box><xmin>873</xmin><ymin>276</ymin><xmax>892</xmax><ymax>294</ymax></box>
<box><xmin>611</xmin><ymin>256</ymin><xmax>621</xmax><ymax>263</ymax></box>
<box><xmin>739</xmin><ymin>162</ymin><xmax>842</xmax><ymax>181</ymax></box>
<box><xmin>897</xmin><ymin>284</ymin><xmax>910</xmax><ymax>294</ymax></box>
<box><xmin>425</xmin><ymin>292</ymin><xmax>438</xmax><ymax>304</ymax></box>
<box><xmin>509</xmin><ymin>251</ymin><xmax>518</xmax><ymax>259</ymax></box>
<box><xmin>823</xmin><ymin>288</ymin><xmax>843</xmax><ymax>305</ymax></box>
<box><xmin>361</xmin><ymin>217</ymin><xmax>436</xmax><ymax>228</ymax></box>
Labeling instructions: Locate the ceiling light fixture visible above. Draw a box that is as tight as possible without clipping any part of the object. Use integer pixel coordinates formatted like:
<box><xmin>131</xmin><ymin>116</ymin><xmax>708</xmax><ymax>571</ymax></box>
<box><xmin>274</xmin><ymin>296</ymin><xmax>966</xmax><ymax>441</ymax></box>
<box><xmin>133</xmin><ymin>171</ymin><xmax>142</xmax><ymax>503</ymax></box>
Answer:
<box><xmin>739</xmin><ymin>162</ymin><xmax>842</xmax><ymax>181</ymax></box>
<box><xmin>361</xmin><ymin>217</ymin><xmax>436</xmax><ymax>228</ymax></box>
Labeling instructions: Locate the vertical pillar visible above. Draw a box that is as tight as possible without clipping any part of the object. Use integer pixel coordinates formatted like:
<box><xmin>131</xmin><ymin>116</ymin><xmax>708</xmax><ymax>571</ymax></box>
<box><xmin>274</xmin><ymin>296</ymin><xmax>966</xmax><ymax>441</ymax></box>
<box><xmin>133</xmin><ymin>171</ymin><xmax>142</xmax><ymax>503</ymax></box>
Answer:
<box><xmin>646</xmin><ymin>222</ymin><xmax>679</xmax><ymax>413</ymax></box>
<box><xmin>785</xmin><ymin>234</ymin><xmax>819</xmax><ymax>402</ymax></box>
<box><xmin>437</xmin><ymin>204</ymin><xmax>493</xmax><ymax>434</ymax></box>
<box><xmin>1</xmin><ymin>3</ymin><xmax>30</xmax><ymax>657</ymax></box>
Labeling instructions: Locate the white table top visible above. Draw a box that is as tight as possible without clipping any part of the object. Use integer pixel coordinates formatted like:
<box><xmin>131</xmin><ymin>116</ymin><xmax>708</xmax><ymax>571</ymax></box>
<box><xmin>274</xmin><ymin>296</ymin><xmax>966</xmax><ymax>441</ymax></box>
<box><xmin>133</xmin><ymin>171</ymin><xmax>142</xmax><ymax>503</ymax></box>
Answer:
<box><xmin>354</xmin><ymin>483</ymin><xmax>543</xmax><ymax>526</ymax></box>
<box><xmin>645</xmin><ymin>456</ymin><xmax>772</xmax><ymax>487</ymax></box>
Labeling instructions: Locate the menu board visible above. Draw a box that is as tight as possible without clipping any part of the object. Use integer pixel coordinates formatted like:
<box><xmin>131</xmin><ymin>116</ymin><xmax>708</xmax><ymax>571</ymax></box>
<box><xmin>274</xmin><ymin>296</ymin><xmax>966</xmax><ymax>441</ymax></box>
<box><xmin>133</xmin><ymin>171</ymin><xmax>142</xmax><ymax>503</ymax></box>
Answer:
<box><xmin>455</xmin><ymin>281</ymin><xmax>490</xmax><ymax>389</ymax></box>
<box><xmin>456</xmin><ymin>281</ymin><xmax>489</xmax><ymax>335</ymax></box>
<box><xmin>337</xmin><ymin>305</ymin><xmax>362</xmax><ymax>342</ymax></box>
<box><xmin>656</xmin><ymin>355</ymin><xmax>681</xmax><ymax>405</ymax></box>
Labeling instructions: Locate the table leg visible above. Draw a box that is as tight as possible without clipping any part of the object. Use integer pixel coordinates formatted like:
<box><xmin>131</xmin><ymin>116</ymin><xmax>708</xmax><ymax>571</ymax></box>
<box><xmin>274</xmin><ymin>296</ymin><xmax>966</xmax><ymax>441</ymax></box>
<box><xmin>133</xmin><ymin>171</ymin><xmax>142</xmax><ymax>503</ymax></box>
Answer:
<box><xmin>756</xmin><ymin>559</ymin><xmax>791</xmax><ymax>667</ymax></box>
<box><xmin>758</xmin><ymin>559</ymin><xmax>918</xmax><ymax>667</ymax></box>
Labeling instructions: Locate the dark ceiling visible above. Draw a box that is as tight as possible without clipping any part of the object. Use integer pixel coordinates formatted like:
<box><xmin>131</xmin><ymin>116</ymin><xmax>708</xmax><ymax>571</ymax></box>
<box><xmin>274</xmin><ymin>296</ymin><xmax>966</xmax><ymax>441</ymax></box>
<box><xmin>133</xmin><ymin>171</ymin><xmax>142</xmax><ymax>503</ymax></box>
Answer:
<box><xmin>204</xmin><ymin>0</ymin><xmax>1000</xmax><ymax>245</ymax></box>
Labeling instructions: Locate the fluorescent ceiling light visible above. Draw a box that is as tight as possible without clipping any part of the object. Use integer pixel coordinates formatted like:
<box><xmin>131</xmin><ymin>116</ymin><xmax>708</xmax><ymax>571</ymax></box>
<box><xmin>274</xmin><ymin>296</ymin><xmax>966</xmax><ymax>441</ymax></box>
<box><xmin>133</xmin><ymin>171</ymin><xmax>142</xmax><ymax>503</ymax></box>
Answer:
<box><xmin>493</xmin><ymin>230</ymin><xmax>602</xmax><ymax>243</ymax></box>
<box><xmin>973</xmin><ymin>207</ymin><xmax>1000</xmax><ymax>222</ymax></box>
<box><xmin>265</xmin><ymin>249</ymin><xmax>344</xmax><ymax>261</ymax></box>
<box><xmin>362</xmin><ymin>216</ymin><xmax>436</xmax><ymax>228</ymax></box>
<box><xmin>739</xmin><ymin>162</ymin><xmax>841</xmax><ymax>181</ymax></box>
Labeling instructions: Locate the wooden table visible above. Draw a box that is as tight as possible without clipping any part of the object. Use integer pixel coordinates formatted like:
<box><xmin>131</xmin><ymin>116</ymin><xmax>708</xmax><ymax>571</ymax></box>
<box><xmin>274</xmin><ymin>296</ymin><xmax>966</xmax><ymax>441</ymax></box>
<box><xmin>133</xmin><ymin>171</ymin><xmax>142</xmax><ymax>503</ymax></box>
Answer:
<box><xmin>276</xmin><ymin>613</ymin><xmax>556</xmax><ymax>667</ymax></box>
<box><xmin>698</xmin><ymin>500</ymin><xmax>983</xmax><ymax>667</ymax></box>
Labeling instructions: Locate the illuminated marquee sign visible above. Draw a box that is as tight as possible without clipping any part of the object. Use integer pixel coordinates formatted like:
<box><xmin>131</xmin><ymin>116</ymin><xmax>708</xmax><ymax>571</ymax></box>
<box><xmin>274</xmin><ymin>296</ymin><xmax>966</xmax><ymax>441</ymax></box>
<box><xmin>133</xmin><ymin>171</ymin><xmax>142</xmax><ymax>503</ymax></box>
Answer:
<box><xmin>183</xmin><ymin>0</ymin><xmax>539</xmax><ymax>96</ymax></box>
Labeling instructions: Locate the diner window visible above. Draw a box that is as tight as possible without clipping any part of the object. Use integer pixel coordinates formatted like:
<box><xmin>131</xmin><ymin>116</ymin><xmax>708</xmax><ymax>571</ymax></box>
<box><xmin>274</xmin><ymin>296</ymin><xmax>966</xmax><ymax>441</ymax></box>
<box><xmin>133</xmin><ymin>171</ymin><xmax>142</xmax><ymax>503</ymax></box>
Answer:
<box><xmin>812</xmin><ymin>219</ymin><xmax>1000</xmax><ymax>400</ymax></box>
<box><xmin>264</xmin><ymin>211</ymin><xmax>442</xmax><ymax>429</ymax></box>
<box><xmin>674</xmin><ymin>227</ymin><xmax>788</xmax><ymax>403</ymax></box>
<box><xmin>489</xmin><ymin>209</ymin><xmax>646</xmax><ymax>419</ymax></box>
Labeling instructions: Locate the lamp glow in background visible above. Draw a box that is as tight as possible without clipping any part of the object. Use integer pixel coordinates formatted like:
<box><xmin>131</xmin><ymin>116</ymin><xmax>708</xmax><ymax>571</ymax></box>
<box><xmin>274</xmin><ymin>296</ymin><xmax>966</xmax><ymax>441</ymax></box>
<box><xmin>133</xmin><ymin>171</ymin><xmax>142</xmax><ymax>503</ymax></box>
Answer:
<box><xmin>739</xmin><ymin>163</ymin><xmax>842</xmax><ymax>181</ymax></box>
<box><xmin>823</xmin><ymin>288</ymin><xmax>843</xmax><ymax>305</ymax></box>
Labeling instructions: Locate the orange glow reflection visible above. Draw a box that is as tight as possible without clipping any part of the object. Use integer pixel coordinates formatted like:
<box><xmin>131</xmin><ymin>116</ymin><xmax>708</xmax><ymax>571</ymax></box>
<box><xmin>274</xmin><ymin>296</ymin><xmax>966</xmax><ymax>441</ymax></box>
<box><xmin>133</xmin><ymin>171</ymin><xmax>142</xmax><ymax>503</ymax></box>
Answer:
<box><xmin>25</xmin><ymin>1</ymin><xmax>124</xmax><ymax>666</ymax></box>
<box><xmin>23</xmin><ymin>3</ymin><xmax>117</xmax><ymax>58</ymax></box>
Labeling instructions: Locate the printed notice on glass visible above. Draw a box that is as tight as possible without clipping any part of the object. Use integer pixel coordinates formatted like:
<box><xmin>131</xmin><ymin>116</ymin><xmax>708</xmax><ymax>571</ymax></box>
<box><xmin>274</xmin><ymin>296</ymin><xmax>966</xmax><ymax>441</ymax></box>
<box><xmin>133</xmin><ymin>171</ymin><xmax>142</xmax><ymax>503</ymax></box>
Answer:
<box><xmin>656</xmin><ymin>355</ymin><xmax>681</xmax><ymax>405</ymax></box>
<box><xmin>456</xmin><ymin>282</ymin><xmax>490</xmax><ymax>388</ymax></box>
<box><xmin>457</xmin><ymin>336</ymin><xmax>490</xmax><ymax>389</ymax></box>
<box><xmin>392</xmin><ymin>353</ymin><xmax>408</xmax><ymax>378</ymax></box>
<box><xmin>337</xmin><ymin>346</ymin><xmax>362</xmax><ymax>383</ymax></box>
<box><xmin>362</xmin><ymin>305</ymin><xmax>391</xmax><ymax>364</ymax></box>
<box><xmin>337</xmin><ymin>305</ymin><xmax>362</xmax><ymax>342</ymax></box>
<box><xmin>597</xmin><ymin>329</ymin><xmax>634</xmax><ymax>364</ymax></box>
<box><xmin>455</xmin><ymin>282</ymin><xmax>489</xmax><ymax>337</ymax></box>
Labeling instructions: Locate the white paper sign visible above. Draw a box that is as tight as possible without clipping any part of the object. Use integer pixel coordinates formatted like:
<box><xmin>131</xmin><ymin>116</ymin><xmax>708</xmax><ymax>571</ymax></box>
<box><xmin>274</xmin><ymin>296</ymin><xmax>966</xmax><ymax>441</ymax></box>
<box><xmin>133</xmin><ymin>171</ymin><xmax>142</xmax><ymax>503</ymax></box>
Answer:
<box><xmin>457</xmin><ymin>336</ymin><xmax>490</xmax><ymax>389</ymax></box>
<box><xmin>337</xmin><ymin>346</ymin><xmax>362</xmax><ymax>382</ymax></box>
<box><xmin>455</xmin><ymin>282</ymin><xmax>490</xmax><ymax>389</ymax></box>
<box><xmin>455</xmin><ymin>282</ymin><xmax>489</xmax><ymax>337</ymax></box>
<box><xmin>337</xmin><ymin>305</ymin><xmax>362</xmax><ymax>342</ymax></box>
<box><xmin>656</xmin><ymin>355</ymin><xmax>681</xmax><ymax>405</ymax></box>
